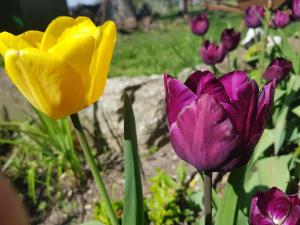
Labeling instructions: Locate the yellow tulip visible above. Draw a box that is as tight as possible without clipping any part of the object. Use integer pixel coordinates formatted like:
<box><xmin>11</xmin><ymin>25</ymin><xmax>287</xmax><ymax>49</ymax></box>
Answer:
<box><xmin>0</xmin><ymin>16</ymin><xmax>116</xmax><ymax>119</ymax></box>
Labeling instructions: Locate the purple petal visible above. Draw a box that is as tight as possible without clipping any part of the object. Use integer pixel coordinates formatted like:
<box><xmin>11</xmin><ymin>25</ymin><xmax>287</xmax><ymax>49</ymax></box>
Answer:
<box><xmin>289</xmin><ymin>194</ymin><xmax>300</xmax><ymax>207</ymax></box>
<box><xmin>250</xmin><ymin>194</ymin><xmax>275</xmax><ymax>225</ymax></box>
<box><xmin>164</xmin><ymin>74</ymin><xmax>196</xmax><ymax>126</ymax></box>
<box><xmin>251</xmin><ymin>80</ymin><xmax>276</xmax><ymax>137</ymax></box>
<box><xmin>219</xmin><ymin>70</ymin><xmax>249</xmax><ymax>101</ymax></box>
<box><xmin>169</xmin><ymin>94</ymin><xmax>240</xmax><ymax>171</ymax></box>
<box><xmin>282</xmin><ymin>205</ymin><xmax>300</xmax><ymax>225</ymax></box>
<box><xmin>257</xmin><ymin>187</ymin><xmax>290</xmax><ymax>224</ymax></box>
<box><xmin>221</xmin><ymin>76</ymin><xmax>259</xmax><ymax>142</ymax></box>
<box><xmin>184</xmin><ymin>70</ymin><xmax>229</xmax><ymax>102</ymax></box>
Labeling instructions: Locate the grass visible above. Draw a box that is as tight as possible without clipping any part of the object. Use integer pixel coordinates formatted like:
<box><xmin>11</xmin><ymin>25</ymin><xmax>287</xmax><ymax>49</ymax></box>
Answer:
<box><xmin>109</xmin><ymin>11</ymin><xmax>243</xmax><ymax>78</ymax></box>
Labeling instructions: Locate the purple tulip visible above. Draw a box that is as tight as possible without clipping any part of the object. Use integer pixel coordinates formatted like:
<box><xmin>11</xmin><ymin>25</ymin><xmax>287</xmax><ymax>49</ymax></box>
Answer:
<box><xmin>189</xmin><ymin>13</ymin><xmax>209</xmax><ymax>36</ymax></box>
<box><xmin>264</xmin><ymin>58</ymin><xmax>292</xmax><ymax>83</ymax></box>
<box><xmin>250</xmin><ymin>187</ymin><xmax>300</xmax><ymax>225</ymax></box>
<box><xmin>293</xmin><ymin>0</ymin><xmax>300</xmax><ymax>18</ymax></box>
<box><xmin>200</xmin><ymin>40</ymin><xmax>226</xmax><ymax>65</ymax></box>
<box><xmin>164</xmin><ymin>70</ymin><xmax>275</xmax><ymax>171</ymax></box>
<box><xmin>244</xmin><ymin>5</ymin><xmax>265</xmax><ymax>28</ymax></box>
<box><xmin>220</xmin><ymin>28</ymin><xmax>241</xmax><ymax>52</ymax></box>
<box><xmin>272</xmin><ymin>10</ymin><xmax>291</xmax><ymax>28</ymax></box>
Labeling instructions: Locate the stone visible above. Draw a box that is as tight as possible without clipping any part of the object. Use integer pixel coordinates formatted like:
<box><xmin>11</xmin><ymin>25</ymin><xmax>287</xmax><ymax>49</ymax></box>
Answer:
<box><xmin>83</xmin><ymin>74</ymin><xmax>168</xmax><ymax>153</ymax></box>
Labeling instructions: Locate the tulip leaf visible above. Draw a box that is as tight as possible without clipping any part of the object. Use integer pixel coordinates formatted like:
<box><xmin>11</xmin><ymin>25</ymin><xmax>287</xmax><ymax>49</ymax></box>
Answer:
<box><xmin>245</xmin><ymin>155</ymin><xmax>292</xmax><ymax>193</ymax></box>
<box><xmin>122</xmin><ymin>93</ymin><xmax>144</xmax><ymax>225</ymax></box>
<box><xmin>215</xmin><ymin>181</ymin><xmax>238</xmax><ymax>225</ymax></box>
<box><xmin>292</xmin><ymin>105</ymin><xmax>300</xmax><ymax>117</ymax></box>
<box><xmin>80</xmin><ymin>221</ymin><xmax>104</xmax><ymax>225</ymax></box>
<box><xmin>251</xmin><ymin>129</ymin><xmax>273</xmax><ymax>163</ymax></box>
<box><xmin>236</xmin><ymin>210</ymin><xmax>248</xmax><ymax>225</ymax></box>
<box><xmin>273</xmin><ymin>106</ymin><xmax>288</xmax><ymax>154</ymax></box>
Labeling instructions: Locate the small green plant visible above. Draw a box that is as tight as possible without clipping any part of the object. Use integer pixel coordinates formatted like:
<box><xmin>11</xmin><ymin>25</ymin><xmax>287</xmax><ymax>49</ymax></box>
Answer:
<box><xmin>145</xmin><ymin>164</ymin><xmax>199</xmax><ymax>225</ymax></box>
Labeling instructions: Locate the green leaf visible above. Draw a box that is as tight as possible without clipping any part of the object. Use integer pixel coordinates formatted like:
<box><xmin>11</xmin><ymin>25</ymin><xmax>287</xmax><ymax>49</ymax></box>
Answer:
<box><xmin>215</xmin><ymin>182</ymin><xmax>238</xmax><ymax>225</ymax></box>
<box><xmin>236</xmin><ymin>210</ymin><xmax>248</xmax><ymax>225</ymax></box>
<box><xmin>292</xmin><ymin>105</ymin><xmax>300</xmax><ymax>117</ymax></box>
<box><xmin>245</xmin><ymin>155</ymin><xmax>292</xmax><ymax>193</ymax></box>
<box><xmin>80</xmin><ymin>221</ymin><xmax>104</xmax><ymax>225</ymax></box>
<box><xmin>251</xmin><ymin>129</ymin><xmax>273</xmax><ymax>163</ymax></box>
<box><xmin>122</xmin><ymin>93</ymin><xmax>144</xmax><ymax>225</ymax></box>
<box><xmin>273</xmin><ymin>106</ymin><xmax>288</xmax><ymax>154</ymax></box>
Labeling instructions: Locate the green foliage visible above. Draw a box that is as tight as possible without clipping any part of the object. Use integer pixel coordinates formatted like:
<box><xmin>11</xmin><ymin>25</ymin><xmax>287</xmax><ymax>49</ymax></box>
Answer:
<box><xmin>145</xmin><ymin>164</ymin><xmax>199</xmax><ymax>225</ymax></box>
<box><xmin>123</xmin><ymin>93</ymin><xmax>144</xmax><ymax>225</ymax></box>
<box><xmin>0</xmin><ymin>110</ymin><xmax>82</xmax><ymax>207</ymax></box>
<box><xmin>93</xmin><ymin>201</ymin><xmax>123</xmax><ymax>225</ymax></box>
<box><xmin>80</xmin><ymin>222</ymin><xmax>104</xmax><ymax>225</ymax></box>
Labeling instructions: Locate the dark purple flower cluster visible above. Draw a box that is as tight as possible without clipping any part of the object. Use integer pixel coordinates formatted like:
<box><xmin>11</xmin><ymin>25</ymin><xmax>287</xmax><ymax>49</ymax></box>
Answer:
<box><xmin>272</xmin><ymin>10</ymin><xmax>291</xmax><ymax>28</ymax></box>
<box><xmin>244</xmin><ymin>5</ymin><xmax>265</xmax><ymax>28</ymax></box>
<box><xmin>200</xmin><ymin>28</ymin><xmax>240</xmax><ymax>65</ymax></box>
<box><xmin>264</xmin><ymin>58</ymin><xmax>292</xmax><ymax>83</ymax></box>
<box><xmin>189</xmin><ymin>13</ymin><xmax>209</xmax><ymax>36</ymax></box>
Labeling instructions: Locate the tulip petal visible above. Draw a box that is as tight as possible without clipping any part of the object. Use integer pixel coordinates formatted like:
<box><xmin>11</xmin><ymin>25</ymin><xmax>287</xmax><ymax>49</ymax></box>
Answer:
<box><xmin>18</xmin><ymin>31</ymin><xmax>44</xmax><ymax>48</ymax></box>
<box><xmin>4</xmin><ymin>48</ymin><xmax>86</xmax><ymax>119</ymax></box>
<box><xmin>257</xmin><ymin>187</ymin><xmax>290</xmax><ymax>224</ymax></box>
<box><xmin>88</xmin><ymin>21</ymin><xmax>117</xmax><ymax>103</ymax></box>
<box><xmin>289</xmin><ymin>194</ymin><xmax>300</xmax><ymax>206</ymax></box>
<box><xmin>40</xmin><ymin>16</ymin><xmax>96</xmax><ymax>50</ymax></box>
<box><xmin>219</xmin><ymin>70</ymin><xmax>249</xmax><ymax>101</ymax></box>
<box><xmin>49</xmin><ymin>34</ymin><xmax>96</xmax><ymax>91</ymax></box>
<box><xmin>250</xmin><ymin>194</ymin><xmax>275</xmax><ymax>225</ymax></box>
<box><xmin>0</xmin><ymin>32</ymin><xmax>32</xmax><ymax>56</ymax></box>
<box><xmin>282</xmin><ymin>205</ymin><xmax>300</xmax><ymax>225</ymax></box>
<box><xmin>169</xmin><ymin>94</ymin><xmax>240</xmax><ymax>171</ymax></box>
<box><xmin>252</xmin><ymin>80</ymin><xmax>275</xmax><ymax>137</ymax></box>
<box><xmin>164</xmin><ymin>74</ymin><xmax>196</xmax><ymax>126</ymax></box>
<box><xmin>184</xmin><ymin>70</ymin><xmax>229</xmax><ymax>103</ymax></box>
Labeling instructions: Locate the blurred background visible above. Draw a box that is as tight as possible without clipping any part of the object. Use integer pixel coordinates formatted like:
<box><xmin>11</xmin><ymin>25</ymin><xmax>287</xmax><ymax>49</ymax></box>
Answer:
<box><xmin>0</xmin><ymin>0</ymin><xmax>295</xmax><ymax>77</ymax></box>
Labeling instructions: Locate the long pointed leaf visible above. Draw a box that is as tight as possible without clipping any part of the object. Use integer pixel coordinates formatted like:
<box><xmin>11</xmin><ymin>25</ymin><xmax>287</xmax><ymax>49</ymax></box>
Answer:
<box><xmin>122</xmin><ymin>93</ymin><xmax>144</xmax><ymax>225</ymax></box>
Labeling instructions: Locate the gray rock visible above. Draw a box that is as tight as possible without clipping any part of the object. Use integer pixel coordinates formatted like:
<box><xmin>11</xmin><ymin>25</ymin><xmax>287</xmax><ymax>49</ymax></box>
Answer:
<box><xmin>83</xmin><ymin>74</ymin><xmax>168</xmax><ymax>153</ymax></box>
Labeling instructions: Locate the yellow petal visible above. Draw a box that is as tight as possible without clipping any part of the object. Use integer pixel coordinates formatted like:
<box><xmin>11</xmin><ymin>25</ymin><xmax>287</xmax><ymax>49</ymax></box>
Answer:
<box><xmin>0</xmin><ymin>32</ymin><xmax>32</xmax><ymax>57</ymax></box>
<box><xmin>40</xmin><ymin>16</ymin><xmax>96</xmax><ymax>51</ymax></box>
<box><xmin>4</xmin><ymin>48</ymin><xmax>87</xmax><ymax>119</ymax></box>
<box><xmin>49</xmin><ymin>34</ymin><xmax>96</xmax><ymax>90</ymax></box>
<box><xmin>58</xmin><ymin>17</ymin><xmax>97</xmax><ymax>41</ymax></box>
<box><xmin>18</xmin><ymin>31</ymin><xmax>44</xmax><ymax>48</ymax></box>
<box><xmin>89</xmin><ymin>21</ymin><xmax>117</xmax><ymax>103</ymax></box>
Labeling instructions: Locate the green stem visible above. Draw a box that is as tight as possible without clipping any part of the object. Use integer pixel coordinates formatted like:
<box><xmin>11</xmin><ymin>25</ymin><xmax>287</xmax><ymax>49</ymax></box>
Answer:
<box><xmin>212</xmin><ymin>64</ymin><xmax>217</xmax><ymax>75</ymax></box>
<box><xmin>204</xmin><ymin>171</ymin><xmax>212</xmax><ymax>225</ymax></box>
<box><xmin>227</xmin><ymin>53</ymin><xmax>231</xmax><ymax>71</ymax></box>
<box><xmin>259</xmin><ymin>9</ymin><xmax>271</xmax><ymax>75</ymax></box>
<box><xmin>70</xmin><ymin>113</ymin><xmax>119</xmax><ymax>225</ymax></box>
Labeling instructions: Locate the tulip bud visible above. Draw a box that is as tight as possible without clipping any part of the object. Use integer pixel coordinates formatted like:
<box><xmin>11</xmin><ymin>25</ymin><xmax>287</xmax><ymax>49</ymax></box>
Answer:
<box><xmin>244</xmin><ymin>5</ymin><xmax>265</xmax><ymax>28</ymax></box>
<box><xmin>220</xmin><ymin>28</ymin><xmax>241</xmax><ymax>52</ymax></box>
<box><xmin>164</xmin><ymin>70</ymin><xmax>275</xmax><ymax>172</ymax></box>
<box><xmin>189</xmin><ymin>13</ymin><xmax>209</xmax><ymax>36</ymax></box>
<box><xmin>200</xmin><ymin>40</ymin><xmax>226</xmax><ymax>65</ymax></box>
<box><xmin>250</xmin><ymin>187</ymin><xmax>300</xmax><ymax>225</ymax></box>
<box><xmin>272</xmin><ymin>10</ymin><xmax>291</xmax><ymax>28</ymax></box>
<box><xmin>264</xmin><ymin>58</ymin><xmax>292</xmax><ymax>83</ymax></box>
<box><xmin>293</xmin><ymin>0</ymin><xmax>300</xmax><ymax>18</ymax></box>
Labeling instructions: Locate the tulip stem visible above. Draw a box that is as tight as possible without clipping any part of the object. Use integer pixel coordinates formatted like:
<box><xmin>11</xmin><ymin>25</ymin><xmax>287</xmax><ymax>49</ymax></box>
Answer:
<box><xmin>204</xmin><ymin>171</ymin><xmax>212</xmax><ymax>225</ymax></box>
<box><xmin>212</xmin><ymin>65</ymin><xmax>217</xmax><ymax>76</ymax></box>
<box><xmin>70</xmin><ymin>113</ymin><xmax>119</xmax><ymax>225</ymax></box>
<box><xmin>227</xmin><ymin>54</ymin><xmax>231</xmax><ymax>71</ymax></box>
